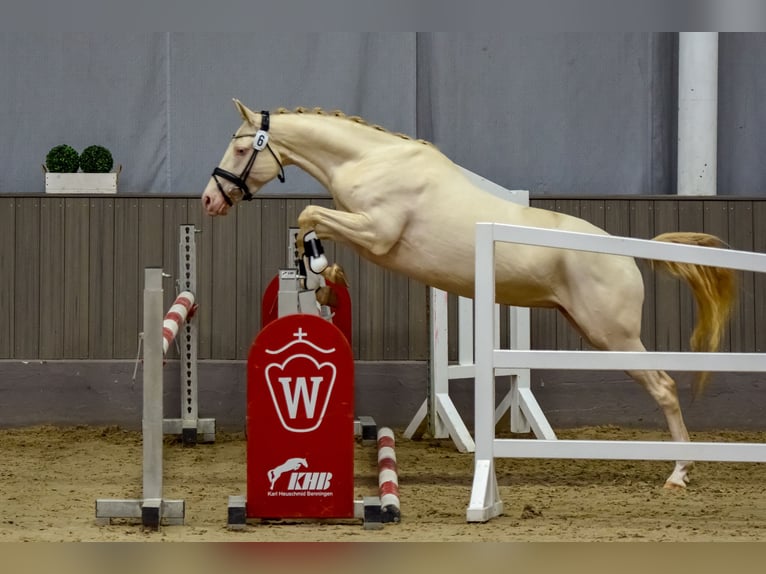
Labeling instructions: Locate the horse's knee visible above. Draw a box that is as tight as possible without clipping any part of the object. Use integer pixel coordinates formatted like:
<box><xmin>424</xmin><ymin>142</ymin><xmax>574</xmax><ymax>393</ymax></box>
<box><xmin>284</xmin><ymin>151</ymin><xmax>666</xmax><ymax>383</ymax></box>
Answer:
<box><xmin>298</xmin><ymin>205</ymin><xmax>321</xmax><ymax>228</ymax></box>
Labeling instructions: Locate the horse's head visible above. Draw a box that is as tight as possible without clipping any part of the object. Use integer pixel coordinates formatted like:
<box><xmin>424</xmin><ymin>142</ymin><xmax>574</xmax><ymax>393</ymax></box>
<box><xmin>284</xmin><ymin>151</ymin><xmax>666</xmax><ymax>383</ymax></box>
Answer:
<box><xmin>202</xmin><ymin>99</ymin><xmax>285</xmax><ymax>216</ymax></box>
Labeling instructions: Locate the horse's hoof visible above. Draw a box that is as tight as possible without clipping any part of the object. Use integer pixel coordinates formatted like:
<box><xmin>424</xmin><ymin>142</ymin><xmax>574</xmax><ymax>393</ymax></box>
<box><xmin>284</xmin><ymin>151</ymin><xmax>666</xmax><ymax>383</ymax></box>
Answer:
<box><xmin>663</xmin><ymin>480</ymin><xmax>687</xmax><ymax>490</ymax></box>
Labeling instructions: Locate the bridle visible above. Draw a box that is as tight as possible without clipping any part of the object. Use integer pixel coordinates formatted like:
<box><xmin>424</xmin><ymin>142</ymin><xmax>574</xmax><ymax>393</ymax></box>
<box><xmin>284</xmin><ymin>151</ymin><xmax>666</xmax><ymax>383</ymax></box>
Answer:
<box><xmin>211</xmin><ymin>110</ymin><xmax>286</xmax><ymax>206</ymax></box>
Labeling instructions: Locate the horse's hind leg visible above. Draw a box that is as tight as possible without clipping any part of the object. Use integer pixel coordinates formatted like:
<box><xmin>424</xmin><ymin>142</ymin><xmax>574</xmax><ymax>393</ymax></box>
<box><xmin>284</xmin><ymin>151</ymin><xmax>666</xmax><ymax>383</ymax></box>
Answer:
<box><xmin>562</xmin><ymin>300</ymin><xmax>693</xmax><ymax>488</ymax></box>
<box><xmin>625</xmin><ymin>366</ymin><xmax>693</xmax><ymax>488</ymax></box>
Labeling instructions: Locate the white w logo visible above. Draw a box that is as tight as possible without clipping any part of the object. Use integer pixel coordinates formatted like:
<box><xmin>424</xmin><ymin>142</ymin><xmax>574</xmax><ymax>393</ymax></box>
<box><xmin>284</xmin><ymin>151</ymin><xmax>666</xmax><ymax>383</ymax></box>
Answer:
<box><xmin>264</xmin><ymin>354</ymin><xmax>337</xmax><ymax>433</ymax></box>
<box><xmin>278</xmin><ymin>376</ymin><xmax>323</xmax><ymax>419</ymax></box>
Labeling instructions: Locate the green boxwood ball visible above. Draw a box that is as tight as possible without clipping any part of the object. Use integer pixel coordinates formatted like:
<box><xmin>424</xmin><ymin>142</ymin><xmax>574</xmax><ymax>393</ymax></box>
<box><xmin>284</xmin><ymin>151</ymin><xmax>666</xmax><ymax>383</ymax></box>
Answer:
<box><xmin>79</xmin><ymin>145</ymin><xmax>114</xmax><ymax>173</ymax></box>
<box><xmin>45</xmin><ymin>144</ymin><xmax>80</xmax><ymax>173</ymax></box>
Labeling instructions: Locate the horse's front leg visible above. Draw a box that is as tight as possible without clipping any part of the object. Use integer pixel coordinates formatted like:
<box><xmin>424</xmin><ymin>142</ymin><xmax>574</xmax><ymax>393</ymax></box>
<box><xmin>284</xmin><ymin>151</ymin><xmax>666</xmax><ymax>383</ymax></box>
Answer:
<box><xmin>299</xmin><ymin>204</ymin><xmax>404</xmax><ymax>256</ymax></box>
<box><xmin>298</xmin><ymin>204</ymin><xmax>404</xmax><ymax>268</ymax></box>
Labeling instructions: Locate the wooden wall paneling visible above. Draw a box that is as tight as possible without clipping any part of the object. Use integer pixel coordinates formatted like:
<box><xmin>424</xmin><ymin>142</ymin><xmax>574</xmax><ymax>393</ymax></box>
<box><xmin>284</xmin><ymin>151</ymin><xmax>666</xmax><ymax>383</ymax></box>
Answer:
<box><xmin>184</xmin><ymin>198</ymin><xmax>214</xmax><ymax>359</ymax></box>
<box><xmin>136</xmin><ymin>198</ymin><xmax>164</xmax><ymax>360</ymax></box>
<box><xmin>258</xmin><ymin>198</ymin><xmax>285</xmax><ymax>293</ymax></box>
<box><xmin>726</xmin><ymin>201</ymin><xmax>755</xmax><ymax>353</ymax></box>
<box><xmin>209</xmin><ymin>209</ymin><xmax>239</xmax><ymax>359</ymax></box>
<box><xmin>628</xmin><ymin>199</ymin><xmax>656</xmax><ymax>350</ymax></box>
<box><xmin>14</xmin><ymin>198</ymin><xmax>40</xmax><ymax>358</ymax></box>
<box><xmin>160</xmin><ymin>199</ymin><xmax>189</xmax><ymax>359</ymax></box>
<box><xmin>235</xmin><ymin>198</ymin><xmax>262</xmax><ymax>359</ymax></box>
<box><xmin>357</xmin><ymin>254</ymin><xmax>386</xmax><ymax>361</ymax></box>
<box><xmin>677</xmin><ymin>200</ymin><xmax>705</xmax><ymax>352</ymax></box>
<box><xmin>529</xmin><ymin>199</ymin><xmax>558</xmax><ymax>350</ymax></box>
<box><xmin>408</xmin><ymin>279</ymin><xmax>428</xmax><ymax>361</ymax></box>
<box><xmin>39</xmin><ymin>197</ymin><xmax>65</xmax><ymax>358</ymax></box>
<box><xmin>88</xmin><ymin>197</ymin><xmax>115</xmax><ymax>358</ymax></box>
<box><xmin>753</xmin><ymin>202</ymin><xmax>766</xmax><ymax>353</ymax></box>
<box><xmin>112</xmin><ymin>198</ymin><xmax>140</xmax><ymax>358</ymax></box>
<box><xmin>63</xmin><ymin>198</ymin><xmax>90</xmax><ymax>358</ymax></box>
<box><xmin>0</xmin><ymin>198</ymin><xmax>15</xmax><ymax>357</ymax></box>
<box><xmin>653</xmin><ymin>200</ymin><xmax>680</xmax><ymax>351</ymax></box>
<box><xmin>383</xmin><ymin>269</ymin><xmax>411</xmax><ymax>360</ymax></box>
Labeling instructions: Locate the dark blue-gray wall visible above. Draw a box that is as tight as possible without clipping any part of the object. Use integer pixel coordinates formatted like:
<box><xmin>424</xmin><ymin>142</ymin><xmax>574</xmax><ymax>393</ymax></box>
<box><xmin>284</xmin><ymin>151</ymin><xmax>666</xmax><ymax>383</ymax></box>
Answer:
<box><xmin>1</xmin><ymin>33</ymin><xmax>764</xmax><ymax>197</ymax></box>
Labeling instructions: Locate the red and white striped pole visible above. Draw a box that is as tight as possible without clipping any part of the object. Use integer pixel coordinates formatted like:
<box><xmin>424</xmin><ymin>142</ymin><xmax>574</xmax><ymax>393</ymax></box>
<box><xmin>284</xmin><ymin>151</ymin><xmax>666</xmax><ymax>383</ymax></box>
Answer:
<box><xmin>377</xmin><ymin>427</ymin><xmax>401</xmax><ymax>522</ymax></box>
<box><xmin>161</xmin><ymin>291</ymin><xmax>196</xmax><ymax>356</ymax></box>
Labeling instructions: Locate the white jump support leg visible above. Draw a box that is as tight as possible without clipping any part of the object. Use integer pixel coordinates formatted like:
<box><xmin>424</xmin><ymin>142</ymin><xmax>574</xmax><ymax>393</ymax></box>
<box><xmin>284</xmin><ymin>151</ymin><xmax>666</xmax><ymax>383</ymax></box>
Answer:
<box><xmin>467</xmin><ymin>222</ymin><xmax>766</xmax><ymax>523</ymax></box>
<box><xmin>162</xmin><ymin>224</ymin><xmax>215</xmax><ymax>444</ymax></box>
<box><xmin>96</xmin><ymin>268</ymin><xmax>191</xmax><ymax>529</ymax></box>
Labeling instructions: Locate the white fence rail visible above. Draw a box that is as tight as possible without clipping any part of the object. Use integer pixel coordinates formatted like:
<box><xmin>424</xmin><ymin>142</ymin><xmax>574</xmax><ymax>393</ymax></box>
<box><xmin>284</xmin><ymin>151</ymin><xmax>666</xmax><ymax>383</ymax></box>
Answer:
<box><xmin>467</xmin><ymin>222</ymin><xmax>766</xmax><ymax>523</ymax></box>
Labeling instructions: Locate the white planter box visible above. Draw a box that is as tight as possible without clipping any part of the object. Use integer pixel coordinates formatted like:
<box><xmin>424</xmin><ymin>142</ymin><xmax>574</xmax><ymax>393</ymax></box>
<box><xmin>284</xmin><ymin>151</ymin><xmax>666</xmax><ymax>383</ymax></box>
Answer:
<box><xmin>44</xmin><ymin>165</ymin><xmax>121</xmax><ymax>194</ymax></box>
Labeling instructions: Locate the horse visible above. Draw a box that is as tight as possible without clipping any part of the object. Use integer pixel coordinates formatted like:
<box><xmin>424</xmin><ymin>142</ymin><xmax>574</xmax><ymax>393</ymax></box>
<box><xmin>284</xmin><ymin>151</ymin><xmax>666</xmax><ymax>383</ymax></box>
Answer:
<box><xmin>202</xmin><ymin>99</ymin><xmax>737</xmax><ymax>489</ymax></box>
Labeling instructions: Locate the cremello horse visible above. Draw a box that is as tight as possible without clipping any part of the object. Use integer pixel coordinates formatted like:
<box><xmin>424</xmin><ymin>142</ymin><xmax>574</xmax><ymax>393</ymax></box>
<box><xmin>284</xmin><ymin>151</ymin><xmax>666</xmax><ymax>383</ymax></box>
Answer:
<box><xmin>202</xmin><ymin>99</ymin><xmax>736</xmax><ymax>489</ymax></box>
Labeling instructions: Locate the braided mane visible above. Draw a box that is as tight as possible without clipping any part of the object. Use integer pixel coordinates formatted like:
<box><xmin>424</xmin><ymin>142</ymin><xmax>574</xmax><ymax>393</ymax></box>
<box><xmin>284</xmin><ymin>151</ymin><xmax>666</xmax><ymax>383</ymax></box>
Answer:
<box><xmin>274</xmin><ymin>106</ymin><xmax>432</xmax><ymax>146</ymax></box>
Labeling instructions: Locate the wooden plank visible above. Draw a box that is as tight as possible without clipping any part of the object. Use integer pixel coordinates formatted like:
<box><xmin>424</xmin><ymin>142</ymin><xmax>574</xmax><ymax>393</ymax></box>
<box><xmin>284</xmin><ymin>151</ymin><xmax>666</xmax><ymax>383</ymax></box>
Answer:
<box><xmin>754</xmin><ymin>202</ymin><xmax>766</xmax><ymax>354</ymax></box>
<box><xmin>579</xmin><ymin>198</ymin><xmax>606</xmax><ymax>230</ymax></box>
<box><xmin>113</xmin><ymin>198</ymin><xmax>140</xmax><ymax>358</ymax></box>
<box><xmin>137</xmin><ymin>197</ymin><xmax>164</xmax><ymax>357</ymax></box>
<box><xmin>14</xmin><ymin>198</ymin><xmax>40</xmax><ymax>358</ymax></box>
<box><xmin>186</xmin><ymin>198</ymin><xmax>214</xmax><ymax>359</ymax></box>
<box><xmin>554</xmin><ymin>199</ymin><xmax>582</xmax><ymax>350</ymax></box>
<box><xmin>677</xmin><ymin>200</ymin><xmax>704</xmax><ymax>352</ymax></box>
<box><xmin>408</xmin><ymin>279</ymin><xmax>428</xmax><ymax>361</ymax></box>
<box><xmin>39</xmin><ymin>198</ymin><xmax>65</xmax><ymax>358</ymax></box>
<box><xmin>653</xmin><ymin>200</ymin><xmax>679</xmax><ymax>351</ymax></box>
<box><xmin>235</xmin><ymin>198</ymin><xmax>262</xmax><ymax>359</ymax></box>
<box><xmin>726</xmin><ymin>200</ymin><xmax>755</xmax><ymax>353</ymax></box>
<box><xmin>629</xmin><ymin>199</ymin><xmax>656</xmax><ymax>350</ymax></box>
<box><xmin>161</xmin><ymin>199</ymin><xmax>189</xmax><ymax>359</ymax></box>
<box><xmin>63</xmin><ymin>198</ymin><xmax>90</xmax><ymax>358</ymax></box>
<box><xmin>259</xmin><ymin>199</ymin><xmax>285</xmax><ymax>292</ymax></box>
<box><xmin>210</xmin><ymin>209</ymin><xmax>239</xmax><ymax>359</ymax></box>
<box><xmin>88</xmin><ymin>197</ymin><xmax>115</xmax><ymax>358</ymax></box>
<box><xmin>357</xmin><ymin>254</ymin><xmax>386</xmax><ymax>360</ymax></box>
<box><xmin>383</xmin><ymin>270</ymin><xmax>409</xmax><ymax>360</ymax></box>
<box><xmin>0</xmin><ymin>198</ymin><xmax>15</xmax><ymax>357</ymax></box>
<box><xmin>447</xmin><ymin>292</ymin><xmax>458</xmax><ymax>361</ymax></box>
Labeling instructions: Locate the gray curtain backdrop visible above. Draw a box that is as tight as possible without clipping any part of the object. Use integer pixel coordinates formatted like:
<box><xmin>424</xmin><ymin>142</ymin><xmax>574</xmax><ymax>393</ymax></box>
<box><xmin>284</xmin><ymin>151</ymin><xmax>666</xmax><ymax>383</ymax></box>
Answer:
<box><xmin>1</xmin><ymin>33</ymin><xmax>763</xmax><ymax>196</ymax></box>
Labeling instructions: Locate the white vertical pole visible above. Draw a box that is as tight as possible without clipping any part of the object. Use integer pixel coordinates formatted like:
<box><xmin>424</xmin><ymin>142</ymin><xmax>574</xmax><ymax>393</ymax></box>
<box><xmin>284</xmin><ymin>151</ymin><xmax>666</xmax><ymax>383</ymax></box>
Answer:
<box><xmin>179</xmin><ymin>225</ymin><xmax>198</xmax><ymax>435</ymax></box>
<box><xmin>428</xmin><ymin>288</ymin><xmax>449</xmax><ymax>438</ymax></box>
<box><xmin>677</xmin><ymin>32</ymin><xmax>718</xmax><ymax>196</ymax></box>
<box><xmin>473</xmin><ymin>223</ymin><xmax>496</xmax><ymax>461</ymax></box>
<box><xmin>143</xmin><ymin>268</ymin><xmax>164</xmax><ymax>501</ymax></box>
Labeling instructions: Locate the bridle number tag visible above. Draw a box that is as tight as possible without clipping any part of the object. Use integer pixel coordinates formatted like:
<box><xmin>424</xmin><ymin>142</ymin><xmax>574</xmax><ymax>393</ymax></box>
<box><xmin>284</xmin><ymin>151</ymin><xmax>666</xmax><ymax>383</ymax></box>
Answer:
<box><xmin>253</xmin><ymin>130</ymin><xmax>269</xmax><ymax>151</ymax></box>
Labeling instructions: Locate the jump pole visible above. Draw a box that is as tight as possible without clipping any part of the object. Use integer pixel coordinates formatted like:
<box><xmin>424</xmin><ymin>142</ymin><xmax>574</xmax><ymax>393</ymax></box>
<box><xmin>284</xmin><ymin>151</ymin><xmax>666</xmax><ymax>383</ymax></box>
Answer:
<box><xmin>96</xmin><ymin>268</ymin><xmax>194</xmax><ymax>529</ymax></box>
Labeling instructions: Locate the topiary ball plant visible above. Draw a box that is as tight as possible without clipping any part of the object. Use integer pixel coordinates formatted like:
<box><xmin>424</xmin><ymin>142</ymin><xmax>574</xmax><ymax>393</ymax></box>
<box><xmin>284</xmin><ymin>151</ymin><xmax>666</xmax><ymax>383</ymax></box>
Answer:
<box><xmin>45</xmin><ymin>144</ymin><xmax>80</xmax><ymax>173</ymax></box>
<box><xmin>79</xmin><ymin>145</ymin><xmax>114</xmax><ymax>173</ymax></box>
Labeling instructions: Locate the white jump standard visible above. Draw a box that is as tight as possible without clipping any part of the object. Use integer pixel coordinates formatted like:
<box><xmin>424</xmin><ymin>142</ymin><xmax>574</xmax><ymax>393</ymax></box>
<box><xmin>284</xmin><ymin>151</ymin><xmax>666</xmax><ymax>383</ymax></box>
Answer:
<box><xmin>162</xmin><ymin>224</ymin><xmax>215</xmax><ymax>445</ymax></box>
<box><xmin>96</xmin><ymin>268</ymin><xmax>196</xmax><ymax>529</ymax></box>
<box><xmin>467</xmin><ymin>223</ymin><xmax>766</xmax><ymax>523</ymax></box>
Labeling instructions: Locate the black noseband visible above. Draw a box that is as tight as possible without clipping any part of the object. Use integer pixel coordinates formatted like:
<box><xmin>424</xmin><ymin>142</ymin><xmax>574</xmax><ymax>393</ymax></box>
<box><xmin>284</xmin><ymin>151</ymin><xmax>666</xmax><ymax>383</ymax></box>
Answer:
<box><xmin>211</xmin><ymin>110</ymin><xmax>285</xmax><ymax>206</ymax></box>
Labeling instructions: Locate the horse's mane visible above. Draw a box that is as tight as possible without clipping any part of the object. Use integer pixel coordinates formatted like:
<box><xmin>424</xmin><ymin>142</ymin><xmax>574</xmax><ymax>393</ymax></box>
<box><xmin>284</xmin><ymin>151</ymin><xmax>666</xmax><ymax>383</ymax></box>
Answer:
<box><xmin>274</xmin><ymin>106</ymin><xmax>433</xmax><ymax>146</ymax></box>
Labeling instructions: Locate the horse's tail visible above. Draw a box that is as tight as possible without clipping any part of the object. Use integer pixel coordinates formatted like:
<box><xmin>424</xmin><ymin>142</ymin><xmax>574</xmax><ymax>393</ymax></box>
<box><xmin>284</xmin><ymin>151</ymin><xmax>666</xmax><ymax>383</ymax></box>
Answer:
<box><xmin>649</xmin><ymin>232</ymin><xmax>738</xmax><ymax>399</ymax></box>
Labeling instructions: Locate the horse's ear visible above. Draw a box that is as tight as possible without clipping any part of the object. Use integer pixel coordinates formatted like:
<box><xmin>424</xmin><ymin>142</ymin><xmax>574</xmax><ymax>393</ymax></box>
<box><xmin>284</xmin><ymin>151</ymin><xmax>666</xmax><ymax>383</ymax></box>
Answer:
<box><xmin>233</xmin><ymin>99</ymin><xmax>256</xmax><ymax>124</ymax></box>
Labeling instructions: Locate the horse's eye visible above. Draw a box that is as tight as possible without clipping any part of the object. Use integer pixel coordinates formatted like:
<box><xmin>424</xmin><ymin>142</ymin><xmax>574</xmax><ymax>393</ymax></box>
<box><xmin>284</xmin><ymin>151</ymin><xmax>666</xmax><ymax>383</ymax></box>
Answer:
<box><xmin>235</xmin><ymin>147</ymin><xmax>248</xmax><ymax>156</ymax></box>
